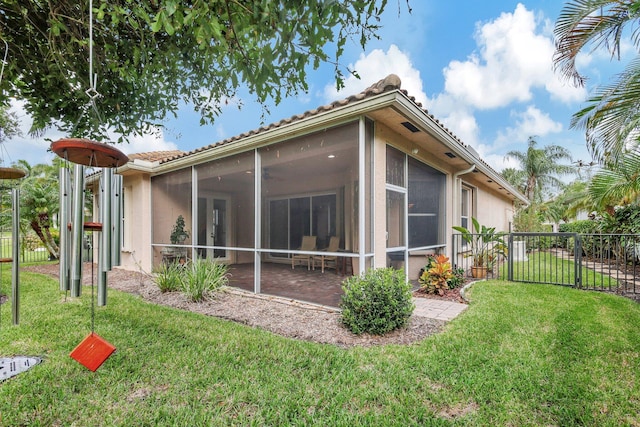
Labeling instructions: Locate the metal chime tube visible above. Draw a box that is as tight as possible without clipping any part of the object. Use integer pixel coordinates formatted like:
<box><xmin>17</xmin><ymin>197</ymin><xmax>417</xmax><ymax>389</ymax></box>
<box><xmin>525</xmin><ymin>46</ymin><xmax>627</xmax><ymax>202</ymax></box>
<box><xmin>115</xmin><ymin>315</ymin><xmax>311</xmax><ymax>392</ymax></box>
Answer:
<box><xmin>11</xmin><ymin>188</ymin><xmax>19</xmax><ymax>325</ymax></box>
<box><xmin>98</xmin><ymin>168</ymin><xmax>112</xmax><ymax>306</ymax></box>
<box><xmin>59</xmin><ymin>166</ymin><xmax>71</xmax><ymax>291</ymax></box>
<box><xmin>97</xmin><ymin>242</ymin><xmax>107</xmax><ymax>306</ymax></box>
<box><xmin>111</xmin><ymin>174</ymin><xmax>122</xmax><ymax>267</ymax></box>
<box><xmin>70</xmin><ymin>164</ymin><xmax>85</xmax><ymax>298</ymax></box>
<box><xmin>101</xmin><ymin>168</ymin><xmax>112</xmax><ymax>271</ymax></box>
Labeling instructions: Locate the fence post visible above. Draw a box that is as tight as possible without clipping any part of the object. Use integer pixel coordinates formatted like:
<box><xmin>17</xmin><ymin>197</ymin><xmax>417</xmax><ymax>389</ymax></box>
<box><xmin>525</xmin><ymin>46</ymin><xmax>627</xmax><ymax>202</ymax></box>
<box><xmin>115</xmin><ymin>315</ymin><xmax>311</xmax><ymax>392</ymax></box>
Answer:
<box><xmin>574</xmin><ymin>233</ymin><xmax>582</xmax><ymax>288</ymax></box>
<box><xmin>508</xmin><ymin>233</ymin><xmax>513</xmax><ymax>281</ymax></box>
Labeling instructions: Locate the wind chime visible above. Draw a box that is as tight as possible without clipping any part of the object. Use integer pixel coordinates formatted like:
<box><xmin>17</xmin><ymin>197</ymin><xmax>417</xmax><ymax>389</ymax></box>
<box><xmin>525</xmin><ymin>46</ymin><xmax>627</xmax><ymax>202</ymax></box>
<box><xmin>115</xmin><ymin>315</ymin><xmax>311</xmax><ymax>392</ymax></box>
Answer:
<box><xmin>50</xmin><ymin>0</ymin><xmax>129</xmax><ymax>372</ymax></box>
<box><xmin>0</xmin><ymin>34</ymin><xmax>27</xmax><ymax>328</ymax></box>
<box><xmin>0</xmin><ymin>167</ymin><xmax>25</xmax><ymax>328</ymax></box>
<box><xmin>0</xmin><ymin>26</ymin><xmax>43</xmax><ymax>384</ymax></box>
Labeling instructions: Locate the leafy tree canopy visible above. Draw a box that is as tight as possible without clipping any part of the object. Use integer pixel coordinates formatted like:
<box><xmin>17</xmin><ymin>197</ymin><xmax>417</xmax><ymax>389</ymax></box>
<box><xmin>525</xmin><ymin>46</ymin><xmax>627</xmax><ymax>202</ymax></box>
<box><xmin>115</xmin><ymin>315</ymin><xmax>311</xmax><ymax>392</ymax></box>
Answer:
<box><xmin>0</xmin><ymin>0</ymin><xmax>396</xmax><ymax>142</ymax></box>
<box><xmin>0</xmin><ymin>104</ymin><xmax>21</xmax><ymax>144</ymax></box>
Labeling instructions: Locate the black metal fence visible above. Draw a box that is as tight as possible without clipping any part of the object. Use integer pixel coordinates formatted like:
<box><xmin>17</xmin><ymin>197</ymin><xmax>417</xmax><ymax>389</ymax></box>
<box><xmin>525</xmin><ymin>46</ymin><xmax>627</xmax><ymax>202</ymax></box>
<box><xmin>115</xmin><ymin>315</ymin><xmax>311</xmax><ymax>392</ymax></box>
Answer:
<box><xmin>0</xmin><ymin>234</ymin><xmax>93</xmax><ymax>264</ymax></box>
<box><xmin>451</xmin><ymin>233</ymin><xmax>509</xmax><ymax>280</ymax></box>
<box><xmin>0</xmin><ymin>235</ymin><xmax>51</xmax><ymax>264</ymax></box>
<box><xmin>452</xmin><ymin>232</ymin><xmax>640</xmax><ymax>295</ymax></box>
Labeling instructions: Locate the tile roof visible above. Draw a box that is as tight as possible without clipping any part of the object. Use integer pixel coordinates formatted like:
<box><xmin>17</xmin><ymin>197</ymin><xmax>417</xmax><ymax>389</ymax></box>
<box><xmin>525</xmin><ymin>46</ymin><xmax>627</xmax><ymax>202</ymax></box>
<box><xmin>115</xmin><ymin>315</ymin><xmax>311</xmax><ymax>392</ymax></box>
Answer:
<box><xmin>127</xmin><ymin>150</ymin><xmax>186</xmax><ymax>162</ymax></box>
<box><xmin>124</xmin><ymin>73</ymin><xmax>524</xmax><ymax>202</ymax></box>
<box><xmin>153</xmin><ymin>74</ymin><xmax>478</xmax><ymax>170</ymax></box>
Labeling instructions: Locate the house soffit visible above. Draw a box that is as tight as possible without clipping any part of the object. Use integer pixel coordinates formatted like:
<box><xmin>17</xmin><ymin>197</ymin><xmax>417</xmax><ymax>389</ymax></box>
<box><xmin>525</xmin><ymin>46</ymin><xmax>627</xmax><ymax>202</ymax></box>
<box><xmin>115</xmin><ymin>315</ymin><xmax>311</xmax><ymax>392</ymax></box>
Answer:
<box><xmin>368</xmin><ymin>103</ymin><xmax>526</xmax><ymax>204</ymax></box>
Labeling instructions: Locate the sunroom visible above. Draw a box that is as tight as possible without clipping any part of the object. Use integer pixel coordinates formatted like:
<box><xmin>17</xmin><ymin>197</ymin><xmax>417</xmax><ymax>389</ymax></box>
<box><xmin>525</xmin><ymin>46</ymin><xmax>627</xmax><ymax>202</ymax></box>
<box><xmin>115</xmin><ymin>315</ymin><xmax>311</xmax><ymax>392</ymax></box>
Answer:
<box><xmin>116</xmin><ymin>75</ymin><xmax>524</xmax><ymax>307</ymax></box>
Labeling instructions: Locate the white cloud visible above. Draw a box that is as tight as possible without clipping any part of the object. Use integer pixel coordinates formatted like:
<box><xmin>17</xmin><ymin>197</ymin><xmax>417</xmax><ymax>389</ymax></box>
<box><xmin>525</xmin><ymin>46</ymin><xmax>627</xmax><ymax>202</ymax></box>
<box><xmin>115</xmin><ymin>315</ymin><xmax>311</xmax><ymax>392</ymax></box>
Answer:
<box><xmin>481</xmin><ymin>152</ymin><xmax>521</xmax><ymax>172</ymax></box>
<box><xmin>3</xmin><ymin>99</ymin><xmax>177</xmax><ymax>167</ymax></box>
<box><xmin>494</xmin><ymin>105</ymin><xmax>563</xmax><ymax>147</ymax></box>
<box><xmin>108</xmin><ymin>128</ymin><xmax>178</xmax><ymax>157</ymax></box>
<box><xmin>322</xmin><ymin>45</ymin><xmax>428</xmax><ymax>107</ymax></box>
<box><xmin>443</xmin><ymin>3</ymin><xmax>585</xmax><ymax>109</ymax></box>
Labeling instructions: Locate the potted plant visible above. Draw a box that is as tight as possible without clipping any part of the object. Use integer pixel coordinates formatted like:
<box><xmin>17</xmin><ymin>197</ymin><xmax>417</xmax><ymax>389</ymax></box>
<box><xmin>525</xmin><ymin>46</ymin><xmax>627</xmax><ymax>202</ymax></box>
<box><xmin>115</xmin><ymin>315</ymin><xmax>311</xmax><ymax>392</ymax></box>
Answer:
<box><xmin>170</xmin><ymin>215</ymin><xmax>190</xmax><ymax>245</ymax></box>
<box><xmin>453</xmin><ymin>218</ymin><xmax>507</xmax><ymax>278</ymax></box>
<box><xmin>164</xmin><ymin>215</ymin><xmax>190</xmax><ymax>264</ymax></box>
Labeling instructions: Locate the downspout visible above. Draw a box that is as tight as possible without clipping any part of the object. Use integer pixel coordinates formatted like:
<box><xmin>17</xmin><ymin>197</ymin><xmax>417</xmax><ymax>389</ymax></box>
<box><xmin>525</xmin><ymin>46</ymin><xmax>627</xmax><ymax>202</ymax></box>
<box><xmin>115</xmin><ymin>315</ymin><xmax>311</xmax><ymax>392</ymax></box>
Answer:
<box><xmin>452</xmin><ymin>164</ymin><xmax>476</xmax><ymax>242</ymax></box>
<box><xmin>452</xmin><ymin>164</ymin><xmax>476</xmax><ymax>225</ymax></box>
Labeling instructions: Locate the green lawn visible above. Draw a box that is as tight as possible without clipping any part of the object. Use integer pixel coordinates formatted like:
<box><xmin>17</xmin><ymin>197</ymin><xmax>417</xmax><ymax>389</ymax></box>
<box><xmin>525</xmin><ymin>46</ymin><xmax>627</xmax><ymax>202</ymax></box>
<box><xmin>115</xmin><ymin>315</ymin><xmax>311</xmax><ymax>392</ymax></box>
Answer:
<box><xmin>1</xmin><ymin>271</ymin><xmax>639</xmax><ymax>426</ymax></box>
<box><xmin>508</xmin><ymin>250</ymin><xmax>621</xmax><ymax>290</ymax></box>
<box><xmin>0</xmin><ymin>234</ymin><xmax>51</xmax><ymax>263</ymax></box>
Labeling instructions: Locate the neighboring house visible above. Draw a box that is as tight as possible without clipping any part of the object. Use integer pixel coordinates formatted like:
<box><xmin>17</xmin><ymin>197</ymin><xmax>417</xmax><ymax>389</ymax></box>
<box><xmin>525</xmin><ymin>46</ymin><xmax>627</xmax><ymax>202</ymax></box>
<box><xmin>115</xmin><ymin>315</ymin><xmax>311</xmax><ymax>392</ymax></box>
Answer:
<box><xmin>112</xmin><ymin>74</ymin><xmax>527</xmax><ymax>296</ymax></box>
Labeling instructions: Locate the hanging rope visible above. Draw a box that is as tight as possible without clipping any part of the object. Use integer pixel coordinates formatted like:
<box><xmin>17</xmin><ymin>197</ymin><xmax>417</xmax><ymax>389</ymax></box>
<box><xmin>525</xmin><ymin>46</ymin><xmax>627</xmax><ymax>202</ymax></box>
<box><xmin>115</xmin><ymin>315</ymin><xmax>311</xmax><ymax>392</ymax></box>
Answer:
<box><xmin>85</xmin><ymin>0</ymin><xmax>98</xmax><ymax>334</ymax></box>
<box><xmin>71</xmin><ymin>0</ymin><xmax>103</xmax><ymax>137</ymax></box>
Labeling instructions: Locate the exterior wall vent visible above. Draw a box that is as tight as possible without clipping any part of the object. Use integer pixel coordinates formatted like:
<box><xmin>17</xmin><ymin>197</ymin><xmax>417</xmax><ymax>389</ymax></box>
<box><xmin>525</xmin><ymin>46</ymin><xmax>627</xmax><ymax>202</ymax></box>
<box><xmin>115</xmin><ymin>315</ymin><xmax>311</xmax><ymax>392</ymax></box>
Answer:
<box><xmin>401</xmin><ymin>121</ymin><xmax>420</xmax><ymax>133</ymax></box>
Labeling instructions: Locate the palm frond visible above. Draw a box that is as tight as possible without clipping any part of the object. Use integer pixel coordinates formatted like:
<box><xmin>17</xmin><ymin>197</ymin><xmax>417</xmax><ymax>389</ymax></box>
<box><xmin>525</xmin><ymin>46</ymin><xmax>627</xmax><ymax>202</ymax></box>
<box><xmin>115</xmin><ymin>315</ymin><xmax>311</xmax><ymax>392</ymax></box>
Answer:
<box><xmin>588</xmin><ymin>151</ymin><xmax>640</xmax><ymax>207</ymax></box>
<box><xmin>571</xmin><ymin>57</ymin><xmax>640</xmax><ymax>162</ymax></box>
<box><xmin>554</xmin><ymin>0</ymin><xmax>638</xmax><ymax>86</ymax></box>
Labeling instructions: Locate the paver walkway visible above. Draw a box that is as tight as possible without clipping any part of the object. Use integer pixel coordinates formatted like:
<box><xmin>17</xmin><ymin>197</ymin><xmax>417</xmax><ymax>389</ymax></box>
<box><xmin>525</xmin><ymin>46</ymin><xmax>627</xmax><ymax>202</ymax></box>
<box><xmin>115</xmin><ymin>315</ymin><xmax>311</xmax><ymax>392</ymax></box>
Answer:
<box><xmin>413</xmin><ymin>298</ymin><xmax>468</xmax><ymax>321</ymax></box>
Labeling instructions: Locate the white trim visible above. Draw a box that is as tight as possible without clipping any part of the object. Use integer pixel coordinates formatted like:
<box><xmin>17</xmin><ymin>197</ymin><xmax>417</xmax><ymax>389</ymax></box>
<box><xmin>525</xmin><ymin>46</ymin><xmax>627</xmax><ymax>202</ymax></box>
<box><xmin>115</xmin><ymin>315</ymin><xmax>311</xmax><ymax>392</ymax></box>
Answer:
<box><xmin>254</xmin><ymin>148</ymin><xmax>261</xmax><ymax>294</ymax></box>
<box><xmin>358</xmin><ymin>117</ymin><xmax>366</xmax><ymax>274</ymax></box>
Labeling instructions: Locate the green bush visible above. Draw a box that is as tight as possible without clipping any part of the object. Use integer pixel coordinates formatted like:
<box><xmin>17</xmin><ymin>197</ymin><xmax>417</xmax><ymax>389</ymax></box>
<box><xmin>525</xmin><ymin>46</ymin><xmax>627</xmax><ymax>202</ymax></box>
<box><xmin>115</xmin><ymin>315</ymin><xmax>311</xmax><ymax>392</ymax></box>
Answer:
<box><xmin>181</xmin><ymin>258</ymin><xmax>229</xmax><ymax>302</ymax></box>
<box><xmin>21</xmin><ymin>232</ymin><xmax>42</xmax><ymax>251</ymax></box>
<box><xmin>340</xmin><ymin>268</ymin><xmax>414</xmax><ymax>335</ymax></box>
<box><xmin>559</xmin><ymin>220</ymin><xmax>598</xmax><ymax>234</ymax></box>
<box><xmin>448</xmin><ymin>267</ymin><xmax>465</xmax><ymax>289</ymax></box>
<box><xmin>153</xmin><ymin>262</ymin><xmax>184</xmax><ymax>293</ymax></box>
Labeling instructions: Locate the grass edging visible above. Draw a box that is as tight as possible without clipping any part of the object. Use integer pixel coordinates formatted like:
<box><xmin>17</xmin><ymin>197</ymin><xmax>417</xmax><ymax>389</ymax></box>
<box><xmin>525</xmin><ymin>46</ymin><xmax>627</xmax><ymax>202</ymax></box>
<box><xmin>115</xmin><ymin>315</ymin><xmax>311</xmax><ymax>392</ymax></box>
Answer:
<box><xmin>459</xmin><ymin>278</ymin><xmax>484</xmax><ymax>303</ymax></box>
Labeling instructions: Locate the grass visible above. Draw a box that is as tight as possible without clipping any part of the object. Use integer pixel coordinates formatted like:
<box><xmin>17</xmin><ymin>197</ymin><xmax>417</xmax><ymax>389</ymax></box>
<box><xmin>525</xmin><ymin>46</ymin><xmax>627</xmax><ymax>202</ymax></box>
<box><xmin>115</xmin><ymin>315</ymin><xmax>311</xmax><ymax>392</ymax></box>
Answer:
<box><xmin>0</xmin><ymin>234</ymin><xmax>51</xmax><ymax>263</ymax></box>
<box><xmin>1</xmin><ymin>270</ymin><xmax>640</xmax><ymax>425</ymax></box>
<box><xmin>508</xmin><ymin>250</ymin><xmax>621</xmax><ymax>289</ymax></box>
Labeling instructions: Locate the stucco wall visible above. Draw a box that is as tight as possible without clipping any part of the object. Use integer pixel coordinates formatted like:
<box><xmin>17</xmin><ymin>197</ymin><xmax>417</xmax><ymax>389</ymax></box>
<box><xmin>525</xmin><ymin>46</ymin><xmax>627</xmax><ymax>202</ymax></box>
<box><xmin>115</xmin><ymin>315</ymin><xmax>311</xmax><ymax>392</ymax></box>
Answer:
<box><xmin>373</xmin><ymin>122</ymin><xmax>516</xmax><ymax>280</ymax></box>
<box><xmin>473</xmin><ymin>185</ymin><xmax>515</xmax><ymax>232</ymax></box>
<box><xmin>119</xmin><ymin>173</ymin><xmax>152</xmax><ymax>272</ymax></box>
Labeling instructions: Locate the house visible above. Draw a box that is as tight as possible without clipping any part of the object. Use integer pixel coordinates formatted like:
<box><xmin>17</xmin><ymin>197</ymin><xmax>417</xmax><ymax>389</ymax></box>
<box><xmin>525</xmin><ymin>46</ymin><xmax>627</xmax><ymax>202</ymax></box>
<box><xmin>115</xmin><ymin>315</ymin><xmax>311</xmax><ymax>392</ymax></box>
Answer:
<box><xmin>112</xmin><ymin>74</ymin><xmax>527</xmax><ymax>304</ymax></box>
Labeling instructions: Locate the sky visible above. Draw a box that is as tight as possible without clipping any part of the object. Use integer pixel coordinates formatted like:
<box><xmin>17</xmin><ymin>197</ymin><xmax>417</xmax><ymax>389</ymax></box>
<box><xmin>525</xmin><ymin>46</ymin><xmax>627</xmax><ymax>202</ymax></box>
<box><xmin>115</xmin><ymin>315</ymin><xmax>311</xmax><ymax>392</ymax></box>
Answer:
<box><xmin>3</xmin><ymin>1</ymin><xmax>632</xmax><ymax>178</ymax></box>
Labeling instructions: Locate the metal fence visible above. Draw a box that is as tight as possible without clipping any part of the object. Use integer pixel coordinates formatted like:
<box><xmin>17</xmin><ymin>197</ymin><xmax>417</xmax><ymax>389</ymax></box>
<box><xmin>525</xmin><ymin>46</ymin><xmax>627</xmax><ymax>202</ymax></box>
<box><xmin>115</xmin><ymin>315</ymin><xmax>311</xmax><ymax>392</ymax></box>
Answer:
<box><xmin>1</xmin><ymin>235</ymin><xmax>51</xmax><ymax>263</ymax></box>
<box><xmin>451</xmin><ymin>233</ymin><xmax>509</xmax><ymax>280</ymax></box>
<box><xmin>0</xmin><ymin>234</ymin><xmax>93</xmax><ymax>264</ymax></box>
<box><xmin>452</xmin><ymin>232</ymin><xmax>640</xmax><ymax>295</ymax></box>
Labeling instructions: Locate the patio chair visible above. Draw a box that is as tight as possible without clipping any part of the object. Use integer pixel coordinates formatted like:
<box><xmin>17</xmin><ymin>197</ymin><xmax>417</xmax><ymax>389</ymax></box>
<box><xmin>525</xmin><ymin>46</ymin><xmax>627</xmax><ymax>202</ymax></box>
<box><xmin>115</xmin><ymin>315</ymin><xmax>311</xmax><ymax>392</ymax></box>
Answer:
<box><xmin>291</xmin><ymin>235</ymin><xmax>317</xmax><ymax>270</ymax></box>
<box><xmin>319</xmin><ymin>236</ymin><xmax>341</xmax><ymax>273</ymax></box>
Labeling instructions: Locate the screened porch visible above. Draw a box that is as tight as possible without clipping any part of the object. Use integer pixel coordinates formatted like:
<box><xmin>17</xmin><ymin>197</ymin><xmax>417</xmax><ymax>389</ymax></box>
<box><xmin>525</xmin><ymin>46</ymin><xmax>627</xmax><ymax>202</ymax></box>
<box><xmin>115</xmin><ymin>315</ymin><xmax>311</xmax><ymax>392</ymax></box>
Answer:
<box><xmin>150</xmin><ymin>120</ymin><xmax>373</xmax><ymax>306</ymax></box>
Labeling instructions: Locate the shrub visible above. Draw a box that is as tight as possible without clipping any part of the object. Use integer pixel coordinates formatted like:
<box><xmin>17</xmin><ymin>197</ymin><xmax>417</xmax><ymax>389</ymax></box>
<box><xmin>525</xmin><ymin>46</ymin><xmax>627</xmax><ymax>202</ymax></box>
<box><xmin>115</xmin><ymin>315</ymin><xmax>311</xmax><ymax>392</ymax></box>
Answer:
<box><xmin>340</xmin><ymin>268</ymin><xmax>414</xmax><ymax>335</ymax></box>
<box><xmin>181</xmin><ymin>258</ymin><xmax>229</xmax><ymax>302</ymax></box>
<box><xmin>22</xmin><ymin>232</ymin><xmax>42</xmax><ymax>251</ymax></box>
<box><xmin>419</xmin><ymin>254</ymin><xmax>452</xmax><ymax>295</ymax></box>
<box><xmin>448</xmin><ymin>267</ymin><xmax>465</xmax><ymax>289</ymax></box>
<box><xmin>153</xmin><ymin>262</ymin><xmax>183</xmax><ymax>293</ymax></box>
<box><xmin>418</xmin><ymin>254</ymin><xmax>437</xmax><ymax>280</ymax></box>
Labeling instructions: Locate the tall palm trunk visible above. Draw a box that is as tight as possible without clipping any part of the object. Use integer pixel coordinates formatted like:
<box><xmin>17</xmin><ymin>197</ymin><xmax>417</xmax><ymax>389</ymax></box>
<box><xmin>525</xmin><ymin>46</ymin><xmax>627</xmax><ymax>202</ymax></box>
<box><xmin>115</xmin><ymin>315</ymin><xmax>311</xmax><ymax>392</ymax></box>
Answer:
<box><xmin>30</xmin><ymin>212</ymin><xmax>59</xmax><ymax>259</ymax></box>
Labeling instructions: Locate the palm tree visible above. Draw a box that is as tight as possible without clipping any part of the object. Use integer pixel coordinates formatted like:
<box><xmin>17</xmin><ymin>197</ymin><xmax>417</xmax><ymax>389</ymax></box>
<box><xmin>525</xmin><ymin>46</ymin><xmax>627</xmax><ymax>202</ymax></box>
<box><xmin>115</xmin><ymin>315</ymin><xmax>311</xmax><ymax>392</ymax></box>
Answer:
<box><xmin>554</xmin><ymin>0</ymin><xmax>640</xmax><ymax>164</ymax></box>
<box><xmin>500</xmin><ymin>167</ymin><xmax>527</xmax><ymax>195</ymax></box>
<box><xmin>588</xmin><ymin>151</ymin><xmax>640</xmax><ymax>215</ymax></box>
<box><xmin>21</xmin><ymin>176</ymin><xmax>60</xmax><ymax>259</ymax></box>
<box><xmin>13</xmin><ymin>159</ymin><xmax>63</xmax><ymax>259</ymax></box>
<box><xmin>504</xmin><ymin>136</ymin><xmax>575</xmax><ymax>203</ymax></box>
<box><xmin>541</xmin><ymin>180</ymin><xmax>593</xmax><ymax>223</ymax></box>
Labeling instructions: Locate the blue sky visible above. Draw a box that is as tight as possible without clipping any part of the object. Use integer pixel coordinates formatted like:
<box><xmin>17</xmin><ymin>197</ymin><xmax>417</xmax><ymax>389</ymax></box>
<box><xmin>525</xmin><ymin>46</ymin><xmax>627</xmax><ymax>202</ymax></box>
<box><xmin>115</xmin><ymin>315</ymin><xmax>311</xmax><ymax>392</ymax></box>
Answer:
<box><xmin>5</xmin><ymin>1</ymin><xmax>631</xmax><ymax>177</ymax></box>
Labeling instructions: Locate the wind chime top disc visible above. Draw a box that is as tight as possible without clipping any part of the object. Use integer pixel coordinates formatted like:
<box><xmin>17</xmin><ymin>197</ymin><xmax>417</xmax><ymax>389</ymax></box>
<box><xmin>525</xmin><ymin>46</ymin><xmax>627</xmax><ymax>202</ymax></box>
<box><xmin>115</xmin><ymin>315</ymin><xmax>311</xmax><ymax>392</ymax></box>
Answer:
<box><xmin>0</xmin><ymin>167</ymin><xmax>26</xmax><ymax>180</ymax></box>
<box><xmin>50</xmin><ymin>138</ymin><xmax>129</xmax><ymax>168</ymax></box>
